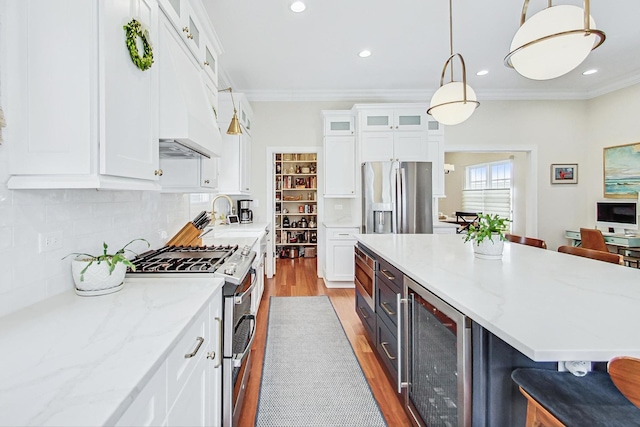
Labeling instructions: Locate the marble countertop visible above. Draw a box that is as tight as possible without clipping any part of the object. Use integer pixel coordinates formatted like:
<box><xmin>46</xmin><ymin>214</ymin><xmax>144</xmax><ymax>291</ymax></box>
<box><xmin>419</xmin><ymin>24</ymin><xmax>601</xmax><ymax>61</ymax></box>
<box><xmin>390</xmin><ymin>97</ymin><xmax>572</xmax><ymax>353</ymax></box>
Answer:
<box><xmin>355</xmin><ymin>233</ymin><xmax>640</xmax><ymax>362</ymax></box>
<box><xmin>0</xmin><ymin>277</ymin><xmax>223</xmax><ymax>426</ymax></box>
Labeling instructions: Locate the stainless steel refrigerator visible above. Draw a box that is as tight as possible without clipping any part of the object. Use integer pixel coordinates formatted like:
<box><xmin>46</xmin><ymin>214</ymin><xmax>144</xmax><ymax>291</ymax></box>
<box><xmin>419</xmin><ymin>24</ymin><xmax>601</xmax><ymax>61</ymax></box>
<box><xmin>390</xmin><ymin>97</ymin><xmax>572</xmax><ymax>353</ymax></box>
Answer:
<box><xmin>362</xmin><ymin>161</ymin><xmax>433</xmax><ymax>234</ymax></box>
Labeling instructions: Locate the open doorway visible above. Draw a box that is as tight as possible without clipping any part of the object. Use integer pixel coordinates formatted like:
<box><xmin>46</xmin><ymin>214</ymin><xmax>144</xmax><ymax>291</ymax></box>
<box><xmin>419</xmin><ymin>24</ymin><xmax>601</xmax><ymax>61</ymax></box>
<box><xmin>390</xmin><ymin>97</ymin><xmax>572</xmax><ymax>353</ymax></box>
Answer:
<box><xmin>440</xmin><ymin>146</ymin><xmax>538</xmax><ymax>237</ymax></box>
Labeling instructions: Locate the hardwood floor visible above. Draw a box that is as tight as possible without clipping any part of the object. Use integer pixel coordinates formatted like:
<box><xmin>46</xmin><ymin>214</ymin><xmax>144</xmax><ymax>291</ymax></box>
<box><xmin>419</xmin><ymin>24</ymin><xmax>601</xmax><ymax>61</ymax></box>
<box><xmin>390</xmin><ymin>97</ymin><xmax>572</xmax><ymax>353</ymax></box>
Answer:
<box><xmin>237</xmin><ymin>257</ymin><xmax>412</xmax><ymax>426</ymax></box>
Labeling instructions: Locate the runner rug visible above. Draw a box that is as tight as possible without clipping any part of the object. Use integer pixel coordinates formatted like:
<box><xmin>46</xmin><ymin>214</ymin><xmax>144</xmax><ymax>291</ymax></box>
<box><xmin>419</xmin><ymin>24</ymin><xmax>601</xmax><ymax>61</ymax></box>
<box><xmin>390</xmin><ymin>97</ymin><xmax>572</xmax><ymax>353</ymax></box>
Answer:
<box><xmin>255</xmin><ymin>296</ymin><xmax>387</xmax><ymax>426</ymax></box>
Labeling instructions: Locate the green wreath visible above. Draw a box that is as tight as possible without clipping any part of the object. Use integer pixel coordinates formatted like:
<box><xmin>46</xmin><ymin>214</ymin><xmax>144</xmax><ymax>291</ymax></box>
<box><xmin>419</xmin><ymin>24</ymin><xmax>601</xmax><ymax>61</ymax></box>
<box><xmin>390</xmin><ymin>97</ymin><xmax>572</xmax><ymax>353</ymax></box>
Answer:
<box><xmin>123</xmin><ymin>19</ymin><xmax>153</xmax><ymax>71</ymax></box>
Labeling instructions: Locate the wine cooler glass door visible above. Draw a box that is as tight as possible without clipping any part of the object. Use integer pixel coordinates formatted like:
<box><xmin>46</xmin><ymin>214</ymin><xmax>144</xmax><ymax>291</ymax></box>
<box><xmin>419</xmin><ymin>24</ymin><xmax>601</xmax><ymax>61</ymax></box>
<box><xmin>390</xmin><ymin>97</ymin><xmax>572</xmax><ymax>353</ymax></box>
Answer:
<box><xmin>404</xmin><ymin>277</ymin><xmax>471</xmax><ymax>427</ymax></box>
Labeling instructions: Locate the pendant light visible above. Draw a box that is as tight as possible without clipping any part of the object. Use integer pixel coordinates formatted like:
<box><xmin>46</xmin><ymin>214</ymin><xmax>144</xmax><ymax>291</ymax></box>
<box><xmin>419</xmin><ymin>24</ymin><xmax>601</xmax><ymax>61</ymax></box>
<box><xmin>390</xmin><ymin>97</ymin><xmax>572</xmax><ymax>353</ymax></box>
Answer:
<box><xmin>427</xmin><ymin>0</ymin><xmax>479</xmax><ymax>126</ymax></box>
<box><xmin>218</xmin><ymin>87</ymin><xmax>242</xmax><ymax>135</ymax></box>
<box><xmin>504</xmin><ymin>0</ymin><xmax>606</xmax><ymax>80</ymax></box>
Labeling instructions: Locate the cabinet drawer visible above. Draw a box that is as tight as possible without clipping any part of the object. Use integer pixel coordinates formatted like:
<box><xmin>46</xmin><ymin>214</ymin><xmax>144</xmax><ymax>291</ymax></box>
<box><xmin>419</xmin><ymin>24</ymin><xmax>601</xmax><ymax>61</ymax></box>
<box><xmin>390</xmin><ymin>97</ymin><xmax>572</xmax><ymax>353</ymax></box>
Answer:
<box><xmin>116</xmin><ymin>361</ymin><xmax>168</xmax><ymax>427</ymax></box>
<box><xmin>376</xmin><ymin>316</ymin><xmax>398</xmax><ymax>383</ymax></box>
<box><xmin>167</xmin><ymin>305</ymin><xmax>209</xmax><ymax>404</ymax></box>
<box><xmin>377</xmin><ymin>257</ymin><xmax>402</xmax><ymax>293</ymax></box>
<box><xmin>327</xmin><ymin>227</ymin><xmax>360</xmax><ymax>240</ymax></box>
<box><xmin>377</xmin><ymin>277</ymin><xmax>400</xmax><ymax>330</ymax></box>
<box><xmin>356</xmin><ymin>290</ymin><xmax>376</xmax><ymax>341</ymax></box>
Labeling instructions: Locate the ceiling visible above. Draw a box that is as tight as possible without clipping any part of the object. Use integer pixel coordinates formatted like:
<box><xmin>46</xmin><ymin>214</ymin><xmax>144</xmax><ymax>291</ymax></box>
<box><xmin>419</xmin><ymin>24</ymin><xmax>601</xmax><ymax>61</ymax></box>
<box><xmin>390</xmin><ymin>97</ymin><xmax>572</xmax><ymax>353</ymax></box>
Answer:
<box><xmin>204</xmin><ymin>0</ymin><xmax>640</xmax><ymax>102</ymax></box>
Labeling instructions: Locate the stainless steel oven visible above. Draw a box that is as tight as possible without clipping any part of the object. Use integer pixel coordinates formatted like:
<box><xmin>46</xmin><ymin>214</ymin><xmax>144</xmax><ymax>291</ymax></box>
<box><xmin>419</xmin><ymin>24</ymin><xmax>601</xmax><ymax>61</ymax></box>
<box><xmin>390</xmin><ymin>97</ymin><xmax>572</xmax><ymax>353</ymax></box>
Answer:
<box><xmin>222</xmin><ymin>266</ymin><xmax>257</xmax><ymax>427</ymax></box>
<box><xmin>400</xmin><ymin>276</ymin><xmax>472</xmax><ymax>427</ymax></box>
<box><xmin>354</xmin><ymin>245</ymin><xmax>376</xmax><ymax>310</ymax></box>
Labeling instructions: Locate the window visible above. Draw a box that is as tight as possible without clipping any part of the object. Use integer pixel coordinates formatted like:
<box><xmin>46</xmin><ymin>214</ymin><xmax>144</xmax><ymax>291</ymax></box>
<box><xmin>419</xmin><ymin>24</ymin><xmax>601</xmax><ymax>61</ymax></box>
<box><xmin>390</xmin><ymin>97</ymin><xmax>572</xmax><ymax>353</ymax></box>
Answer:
<box><xmin>462</xmin><ymin>160</ymin><xmax>512</xmax><ymax>219</ymax></box>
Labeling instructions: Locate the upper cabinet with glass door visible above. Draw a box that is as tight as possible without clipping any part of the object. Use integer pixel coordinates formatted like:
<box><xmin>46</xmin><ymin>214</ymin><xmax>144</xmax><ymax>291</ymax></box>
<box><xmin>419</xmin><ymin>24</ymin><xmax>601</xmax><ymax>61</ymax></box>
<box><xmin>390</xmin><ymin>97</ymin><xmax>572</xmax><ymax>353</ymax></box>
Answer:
<box><xmin>323</xmin><ymin>111</ymin><xmax>355</xmax><ymax>136</ymax></box>
<box><xmin>358</xmin><ymin>107</ymin><xmax>427</xmax><ymax>132</ymax></box>
<box><xmin>158</xmin><ymin>0</ymin><xmax>222</xmax><ymax>86</ymax></box>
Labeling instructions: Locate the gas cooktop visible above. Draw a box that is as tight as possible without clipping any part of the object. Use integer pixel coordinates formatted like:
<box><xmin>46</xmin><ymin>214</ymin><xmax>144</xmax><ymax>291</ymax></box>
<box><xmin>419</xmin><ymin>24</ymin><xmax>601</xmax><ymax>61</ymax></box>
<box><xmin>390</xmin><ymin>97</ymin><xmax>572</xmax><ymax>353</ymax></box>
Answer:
<box><xmin>128</xmin><ymin>245</ymin><xmax>238</xmax><ymax>273</ymax></box>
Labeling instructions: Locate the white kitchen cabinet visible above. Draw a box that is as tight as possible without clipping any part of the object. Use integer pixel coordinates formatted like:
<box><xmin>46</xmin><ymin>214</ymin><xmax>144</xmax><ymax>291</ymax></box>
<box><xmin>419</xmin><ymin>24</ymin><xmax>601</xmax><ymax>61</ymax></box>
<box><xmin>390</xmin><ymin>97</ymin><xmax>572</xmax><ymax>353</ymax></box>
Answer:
<box><xmin>323</xmin><ymin>110</ymin><xmax>354</xmax><ymax>136</ymax></box>
<box><xmin>115</xmin><ymin>361</ymin><xmax>168</xmax><ymax>427</ymax></box>
<box><xmin>116</xmin><ymin>288</ymin><xmax>223</xmax><ymax>427</ymax></box>
<box><xmin>217</xmin><ymin>92</ymin><xmax>253</xmax><ymax>195</ymax></box>
<box><xmin>6</xmin><ymin>0</ymin><xmax>161</xmax><ymax>190</ymax></box>
<box><xmin>324</xmin><ymin>136</ymin><xmax>356</xmax><ymax>197</ymax></box>
<box><xmin>359</xmin><ymin>108</ymin><xmax>427</xmax><ymax>132</ymax></box>
<box><xmin>323</xmin><ymin>226</ymin><xmax>359</xmax><ymax>287</ymax></box>
<box><xmin>160</xmin><ymin>157</ymin><xmax>219</xmax><ymax>192</ymax></box>
<box><xmin>361</xmin><ymin>131</ymin><xmax>429</xmax><ymax>162</ymax></box>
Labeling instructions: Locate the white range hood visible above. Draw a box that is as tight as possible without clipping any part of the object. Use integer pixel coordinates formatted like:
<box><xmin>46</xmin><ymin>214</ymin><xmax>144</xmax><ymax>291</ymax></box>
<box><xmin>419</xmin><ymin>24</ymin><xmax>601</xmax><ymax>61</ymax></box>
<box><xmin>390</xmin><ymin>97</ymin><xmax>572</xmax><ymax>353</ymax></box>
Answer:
<box><xmin>158</xmin><ymin>16</ymin><xmax>221</xmax><ymax>158</ymax></box>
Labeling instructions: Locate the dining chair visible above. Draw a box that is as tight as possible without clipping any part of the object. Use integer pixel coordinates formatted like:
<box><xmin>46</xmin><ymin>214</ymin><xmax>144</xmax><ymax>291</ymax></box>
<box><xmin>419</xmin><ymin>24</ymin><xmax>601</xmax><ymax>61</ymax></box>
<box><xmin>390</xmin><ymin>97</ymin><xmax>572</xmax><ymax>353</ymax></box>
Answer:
<box><xmin>454</xmin><ymin>211</ymin><xmax>480</xmax><ymax>234</ymax></box>
<box><xmin>557</xmin><ymin>245</ymin><xmax>624</xmax><ymax>265</ymax></box>
<box><xmin>511</xmin><ymin>356</ymin><xmax>640</xmax><ymax>427</ymax></box>
<box><xmin>579</xmin><ymin>227</ymin><xmax>609</xmax><ymax>252</ymax></box>
<box><xmin>505</xmin><ymin>233</ymin><xmax>547</xmax><ymax>249</ymax></box>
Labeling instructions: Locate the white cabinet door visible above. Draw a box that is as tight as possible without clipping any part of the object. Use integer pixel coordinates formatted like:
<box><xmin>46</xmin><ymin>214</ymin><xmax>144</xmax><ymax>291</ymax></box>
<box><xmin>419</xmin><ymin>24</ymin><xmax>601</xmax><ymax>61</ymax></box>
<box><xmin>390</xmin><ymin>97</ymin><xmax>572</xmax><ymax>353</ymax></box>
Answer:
<box><xmin>167</xmin><ymin>355</ymin><xmax>209</xmax><ymax>427</ymax></box>
<box><xmin>394</xmin><ymin>109</ymin><xmax>428</xmax><ymax>131</ymax></box>
<box><xmin>324</xmin><ymin>227</ymin><xmax>359</xmax><ymax>282</ymax></box>
<box><xmin>116</xmin><ymin>362</ymin><xmax>168</xmax><ymax>427</ymax></box>
<box><xmin>159</xmin><ymin>157</ymin><xmax>218</xmax><ymax>192</ymax></box>
<box><xmin>324</xmin><ymin>114</ymin><xmax>354</xmax><ymax>136</ymax></box>
<box><xmin>360</xmin><ymin>110</ymin><xmax>394</xmax><ymax>131</ymax></box>
<box><xmin>361</xmin><ymin>132</ymin><xmax>394</xmax><ymax>162</ymax></box>
<box><xmin>241</xmin><ymin>133</ymin><xmax>252</xmax><ymax>193</ymax></box>
<box><xmin>201</xmin><ymin>157</ymin><xmax>219</xmax><ymax>189</ymax></box>
<box><xmin>393</xmin><ymin>131</ymin><xmax>429</xmax><ymax>161</ymax></box>
<box><xmin>102</xmin><ymin>0</ymin><xmax>159</xmax><ymax>181</ymax></box>
<box><xmin>324</xmin><ymin>136</ymin><xmax>356</xmax><ymax>197</ymax></box>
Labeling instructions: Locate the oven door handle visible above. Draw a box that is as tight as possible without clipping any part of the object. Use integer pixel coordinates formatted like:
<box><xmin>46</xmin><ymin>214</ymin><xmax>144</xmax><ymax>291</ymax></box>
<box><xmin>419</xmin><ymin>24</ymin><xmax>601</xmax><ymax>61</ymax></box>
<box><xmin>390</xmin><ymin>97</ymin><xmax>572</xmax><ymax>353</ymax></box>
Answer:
<box><xmin>234</xmin><ymin>268</ymin><xmax>257</xmax><ymax>304</ymax></box>
<box><xmin>233</xmin><ymin>314</ymin><xmax>257</xmax><ymax>367</ymax></box>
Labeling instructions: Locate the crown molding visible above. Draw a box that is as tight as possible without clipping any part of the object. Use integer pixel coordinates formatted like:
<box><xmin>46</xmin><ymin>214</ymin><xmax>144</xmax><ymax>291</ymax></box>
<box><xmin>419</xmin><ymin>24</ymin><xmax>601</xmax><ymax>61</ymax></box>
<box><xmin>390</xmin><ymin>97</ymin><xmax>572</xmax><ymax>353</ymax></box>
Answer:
<box><xmin>237</xmin><ymin>80</ymin><xmax>640</xmax><ymax>103</ymax></box>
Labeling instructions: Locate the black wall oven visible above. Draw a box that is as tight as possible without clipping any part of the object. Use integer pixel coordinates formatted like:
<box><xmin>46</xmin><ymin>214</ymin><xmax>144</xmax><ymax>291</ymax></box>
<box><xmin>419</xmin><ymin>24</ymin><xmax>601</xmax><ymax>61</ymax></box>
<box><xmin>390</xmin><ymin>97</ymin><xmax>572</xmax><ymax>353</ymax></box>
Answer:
<box><xmin>401</xmin><ymin>276</ymin><xmax>472</xmax><ymax>427</ymax></box>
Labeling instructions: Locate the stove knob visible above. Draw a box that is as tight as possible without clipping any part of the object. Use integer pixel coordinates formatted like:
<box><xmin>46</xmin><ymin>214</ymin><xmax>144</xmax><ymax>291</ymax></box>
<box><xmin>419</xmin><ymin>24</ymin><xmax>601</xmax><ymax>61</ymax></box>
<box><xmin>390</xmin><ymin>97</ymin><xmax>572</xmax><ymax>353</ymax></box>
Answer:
<box><xmin>241</xmin><ymin>246</ymin><xmax>251</xmax><ymax>256</ymax></box>
<box><xmin>224</xmin><ymin>264</ymin><xmax>237</xmax><ymax>275</ymax></box>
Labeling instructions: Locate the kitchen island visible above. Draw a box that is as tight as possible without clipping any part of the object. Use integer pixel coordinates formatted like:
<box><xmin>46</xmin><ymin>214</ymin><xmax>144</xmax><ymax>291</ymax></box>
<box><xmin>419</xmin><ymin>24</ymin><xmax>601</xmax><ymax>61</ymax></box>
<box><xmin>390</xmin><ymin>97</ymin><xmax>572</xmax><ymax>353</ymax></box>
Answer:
<box><xmin>0</xmin><ymin>278</ymin><xmax>223</xmax><ymax>426</ymax></box>
<box><xmin>355</xmin><ymin>233</ymin><xmax>640</xmax><ymax>426</ymax></box>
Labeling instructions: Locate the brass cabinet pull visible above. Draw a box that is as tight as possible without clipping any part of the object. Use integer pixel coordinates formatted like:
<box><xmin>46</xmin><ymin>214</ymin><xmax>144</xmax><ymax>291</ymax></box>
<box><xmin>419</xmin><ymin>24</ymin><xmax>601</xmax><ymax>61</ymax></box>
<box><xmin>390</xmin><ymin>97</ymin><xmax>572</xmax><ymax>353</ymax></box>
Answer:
<box><xmin>381</xmin><ymin>301</ymin><xmax>396</xmax><ymax>316</ymax></box>
<box><xmin>380</xmin><ymin>269</ymin><xmax>395</xmax><ymax>281</ymax></box>
<box><xmin>182</xmin><ymin>26</ymin><xmax>189</xmax><ymax>33</ymax></box>
<box><xmin>381</xmin><ymin>342</ymin><xmax>396</xmax><ymax>360</ymax></box>
<box><xmin>358</xmin><ymin>306</ymin><xmax>369</xmax><ymax>319</ymax></box>
<box><xmin>204</xmin><ymin>61</ymin><xmax>210</xmax><ymax>66</ymax></box>
<box><xmin>154</xmin><ymin>169</ymin><xmax>163</xmax><ymax>176</ymax></box>
<box><xmin>204</xmin><ymin>179</ymin><xmax>210</xmax><ymax>184</ymax></box>
<box><xmin>187</xmin><ymin>34</ymin><xmax>193</xmax><ymax>40</ymax></box>
<box><xmin>184</xmin><ymin>336</ymin><xmax>204</xmax><ymax>358</ymax></box>
<box><xmin>206</xmin><ymin>351</ymin><xmax>215</xmax><ymax>360</ymax></box>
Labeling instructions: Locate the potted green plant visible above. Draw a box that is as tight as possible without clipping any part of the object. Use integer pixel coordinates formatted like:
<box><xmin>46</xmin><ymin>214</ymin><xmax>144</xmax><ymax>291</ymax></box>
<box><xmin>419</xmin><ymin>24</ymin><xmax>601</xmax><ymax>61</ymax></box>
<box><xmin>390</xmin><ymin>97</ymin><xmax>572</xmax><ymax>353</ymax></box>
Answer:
<box><xmin>64</xmin><ymin>238</ymin><xmax>149</xmax><ymax>296</ymax></box>
<box><xmin>463</xmin><ymin>214</ymin><xmax>511</xmax><ymax>259</ymax></box>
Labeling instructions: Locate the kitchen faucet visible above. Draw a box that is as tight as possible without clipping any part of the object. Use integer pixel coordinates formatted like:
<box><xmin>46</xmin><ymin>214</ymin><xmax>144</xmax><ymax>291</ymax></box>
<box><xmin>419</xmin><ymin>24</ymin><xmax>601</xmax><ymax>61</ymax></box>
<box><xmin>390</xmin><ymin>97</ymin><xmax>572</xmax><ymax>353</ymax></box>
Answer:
<box><xmin>211</xmin><ymin>194</ymin><xmax>234</xmax><ymax>225</ymax></box>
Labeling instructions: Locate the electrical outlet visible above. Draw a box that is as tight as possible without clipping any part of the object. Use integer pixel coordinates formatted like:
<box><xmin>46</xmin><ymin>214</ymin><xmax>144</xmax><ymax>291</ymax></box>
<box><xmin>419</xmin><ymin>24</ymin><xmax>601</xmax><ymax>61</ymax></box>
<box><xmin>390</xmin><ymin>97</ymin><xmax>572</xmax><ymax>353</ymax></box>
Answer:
<box><xmin>335</xmin><ymin>204</ymin><xmax>343</xmax><ymax>210</ymax></box>
<box><xmin>39</xmin><ymin>231</ymin><xmax>63</xmax><ymax>253</ymax></box>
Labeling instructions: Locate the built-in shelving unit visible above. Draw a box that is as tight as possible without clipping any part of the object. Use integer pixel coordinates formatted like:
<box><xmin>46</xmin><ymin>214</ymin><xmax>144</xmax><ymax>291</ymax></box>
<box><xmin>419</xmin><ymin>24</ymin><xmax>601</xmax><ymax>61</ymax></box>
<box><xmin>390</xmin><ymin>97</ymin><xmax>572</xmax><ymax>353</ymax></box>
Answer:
<box><xmin>274</xmin><ymin>153</ymin><xmax>318</xmax><ymax>258</ymax></box>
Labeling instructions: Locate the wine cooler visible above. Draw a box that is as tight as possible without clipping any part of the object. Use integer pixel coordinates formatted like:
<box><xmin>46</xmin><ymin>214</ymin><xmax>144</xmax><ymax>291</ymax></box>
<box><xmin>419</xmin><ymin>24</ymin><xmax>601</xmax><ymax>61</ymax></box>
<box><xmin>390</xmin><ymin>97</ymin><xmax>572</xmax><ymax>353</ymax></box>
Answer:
<box><xmin>401</xmin><ymin>276</ymin><xmax>472</xmax><ymax>427</ymax></box>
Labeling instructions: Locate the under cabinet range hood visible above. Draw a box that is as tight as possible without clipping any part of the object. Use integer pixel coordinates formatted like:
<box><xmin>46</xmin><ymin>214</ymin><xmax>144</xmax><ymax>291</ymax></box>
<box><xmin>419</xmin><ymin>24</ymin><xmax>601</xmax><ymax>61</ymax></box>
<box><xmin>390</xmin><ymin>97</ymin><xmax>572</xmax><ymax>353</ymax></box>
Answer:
<box><xmin>158</xmin><ymin>16</ymin><xmax>221</xmax><ymax>159</ymax></box>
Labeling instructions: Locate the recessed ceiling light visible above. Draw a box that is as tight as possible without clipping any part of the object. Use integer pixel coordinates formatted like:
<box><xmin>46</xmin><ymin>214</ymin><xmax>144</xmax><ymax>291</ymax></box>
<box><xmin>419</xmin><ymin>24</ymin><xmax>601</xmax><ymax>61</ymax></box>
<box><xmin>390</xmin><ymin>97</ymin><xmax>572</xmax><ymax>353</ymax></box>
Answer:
<box><xmin>358</xmin><ymin>50</ymin><xmax>372</xmax><ymax>58</ymax></box>
<box><xmin>582</xmin><ymin>69</ymin><xmax>598</xmax><ymax>76</ymax></box>
<box><xmin>476</xmin><ymin>70</ymin><xmax>489</xmax><ymax>76</ymax></box>
<box><xmin>290</xmin><ymin>1</ymin><xmax>306</xmax><ymax>12</ymax></box>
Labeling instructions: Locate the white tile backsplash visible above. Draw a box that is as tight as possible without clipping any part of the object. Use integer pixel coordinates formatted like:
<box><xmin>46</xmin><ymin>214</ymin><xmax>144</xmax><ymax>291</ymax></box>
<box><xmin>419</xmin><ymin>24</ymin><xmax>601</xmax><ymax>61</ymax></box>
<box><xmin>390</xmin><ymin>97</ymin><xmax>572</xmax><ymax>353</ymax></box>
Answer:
<box><xmin>0</xmin><ymin>147</ymin><xmax>190</xmax><ymax>316</ymax></box>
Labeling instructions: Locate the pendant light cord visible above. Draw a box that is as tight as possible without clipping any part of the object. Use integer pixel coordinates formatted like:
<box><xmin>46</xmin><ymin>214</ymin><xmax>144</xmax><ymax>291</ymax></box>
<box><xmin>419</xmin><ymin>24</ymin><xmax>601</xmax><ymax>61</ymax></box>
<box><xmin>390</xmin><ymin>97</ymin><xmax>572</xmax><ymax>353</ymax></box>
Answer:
<box><xmin>449</xmin><ymin>0</ymin><xmax>454</xmax><ymax>82</ymax></box>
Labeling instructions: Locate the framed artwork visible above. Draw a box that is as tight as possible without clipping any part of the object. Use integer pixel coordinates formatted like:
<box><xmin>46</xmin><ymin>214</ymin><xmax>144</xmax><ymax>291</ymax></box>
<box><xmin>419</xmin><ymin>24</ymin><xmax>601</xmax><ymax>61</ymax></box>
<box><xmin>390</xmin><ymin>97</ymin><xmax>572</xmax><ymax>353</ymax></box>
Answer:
<box><xmin>604</xmin><ymin>142</ymin><xmax>640</xmax><ymax>198</ymax></box>
<box><xmin>551</xmin><ymin>164</ymin><xmax>578</xmax><ymax>184</ymax></box>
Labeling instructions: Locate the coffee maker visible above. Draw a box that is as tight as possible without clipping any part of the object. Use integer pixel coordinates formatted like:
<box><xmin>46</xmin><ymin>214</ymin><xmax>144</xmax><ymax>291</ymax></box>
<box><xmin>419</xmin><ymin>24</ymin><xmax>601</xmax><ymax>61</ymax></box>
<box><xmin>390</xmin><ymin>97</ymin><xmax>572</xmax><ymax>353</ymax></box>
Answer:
<box><xmin>238</xmin><ymin>199</ymin><xmax>253</xmax><ymax>224</ymax></box>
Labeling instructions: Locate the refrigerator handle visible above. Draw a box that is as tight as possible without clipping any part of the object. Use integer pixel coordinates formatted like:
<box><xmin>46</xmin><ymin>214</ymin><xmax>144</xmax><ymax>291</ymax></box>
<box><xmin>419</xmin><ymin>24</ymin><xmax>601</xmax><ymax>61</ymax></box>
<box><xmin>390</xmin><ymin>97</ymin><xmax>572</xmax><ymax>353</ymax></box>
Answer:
<box><xmin>395</xmin><ymin>167</ymin><xmax>402</xmax><ymax>233</ymax></box>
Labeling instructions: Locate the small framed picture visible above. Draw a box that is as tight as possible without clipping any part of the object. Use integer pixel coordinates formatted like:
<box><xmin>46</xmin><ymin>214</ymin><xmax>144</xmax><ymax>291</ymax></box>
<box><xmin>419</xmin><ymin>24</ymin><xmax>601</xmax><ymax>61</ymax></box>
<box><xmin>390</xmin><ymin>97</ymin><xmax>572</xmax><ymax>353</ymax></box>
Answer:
<box><xmin>551</xmin><ymin>164</ymin><xmax>578</xmax><ymax>184</ymax></box>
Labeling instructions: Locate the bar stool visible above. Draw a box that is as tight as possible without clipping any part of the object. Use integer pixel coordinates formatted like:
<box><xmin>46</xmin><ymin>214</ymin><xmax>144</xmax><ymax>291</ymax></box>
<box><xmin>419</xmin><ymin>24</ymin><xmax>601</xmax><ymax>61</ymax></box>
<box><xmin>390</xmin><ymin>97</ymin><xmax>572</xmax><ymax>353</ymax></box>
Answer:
<box><xmin>511</xmin><ymin>356</ymin><xmax>640</xmax><ymax>426</ymax></box>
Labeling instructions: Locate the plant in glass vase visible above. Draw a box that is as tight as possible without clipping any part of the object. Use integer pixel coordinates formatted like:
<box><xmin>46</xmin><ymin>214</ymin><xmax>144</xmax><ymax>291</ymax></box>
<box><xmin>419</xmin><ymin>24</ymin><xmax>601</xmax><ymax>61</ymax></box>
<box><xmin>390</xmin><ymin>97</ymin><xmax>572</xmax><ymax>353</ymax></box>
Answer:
<box><xmin>463</xmin><ymin>214</ymin><xmax>511</xmax><ymax>259</ymax></box>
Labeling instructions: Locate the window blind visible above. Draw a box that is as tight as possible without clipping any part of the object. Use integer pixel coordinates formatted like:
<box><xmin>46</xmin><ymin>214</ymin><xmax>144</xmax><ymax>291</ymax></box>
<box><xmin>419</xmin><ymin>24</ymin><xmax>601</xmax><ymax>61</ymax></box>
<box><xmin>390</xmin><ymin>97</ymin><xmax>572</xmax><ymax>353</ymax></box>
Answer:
<box><xmin>462</xmin><ymin>188</ymin><xmax>511</xmax><ymax>219</ymax></box>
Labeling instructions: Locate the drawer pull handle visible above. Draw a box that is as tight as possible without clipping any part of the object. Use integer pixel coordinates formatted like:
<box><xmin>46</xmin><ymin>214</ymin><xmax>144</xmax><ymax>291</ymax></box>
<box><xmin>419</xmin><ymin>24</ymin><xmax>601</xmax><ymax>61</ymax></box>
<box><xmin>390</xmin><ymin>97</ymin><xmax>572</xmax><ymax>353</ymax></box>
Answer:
<box><xmin>381</xmin><ymin>342</ymin><xmax>396</xmax><ymax>360</ymax></box>
<box><xmin>381</xmin><ymin>269</ymin><xmax>395</xmax><ymax>281</ymax></box>
<box><xmin>184</xmin><ymin>336</ymin><xmax>204</xmax><ymax>358</ymax></box>
<box><xmin>381</xmin><ymin>301</ymin><xmax>396</xmax><ymax>316</ymax></box>
<box><xmin>358</xmin><ymin>306</ymin><xmax>369</xmax><ymax>319</ymax></box>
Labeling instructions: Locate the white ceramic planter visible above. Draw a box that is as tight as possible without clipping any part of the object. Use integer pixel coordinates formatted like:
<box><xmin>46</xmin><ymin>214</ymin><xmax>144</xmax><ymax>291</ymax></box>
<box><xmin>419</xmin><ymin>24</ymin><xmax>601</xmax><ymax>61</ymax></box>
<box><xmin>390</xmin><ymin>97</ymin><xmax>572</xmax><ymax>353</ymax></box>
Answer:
<box><xmin>71</xmin><ymin>258</ymin><xmax>127</xmax><ymax>296</ymax></box>
<box><xmin>472</xmin><ymin>239</ymin><xmax>504</xmax><ymax>260</ymax></box>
